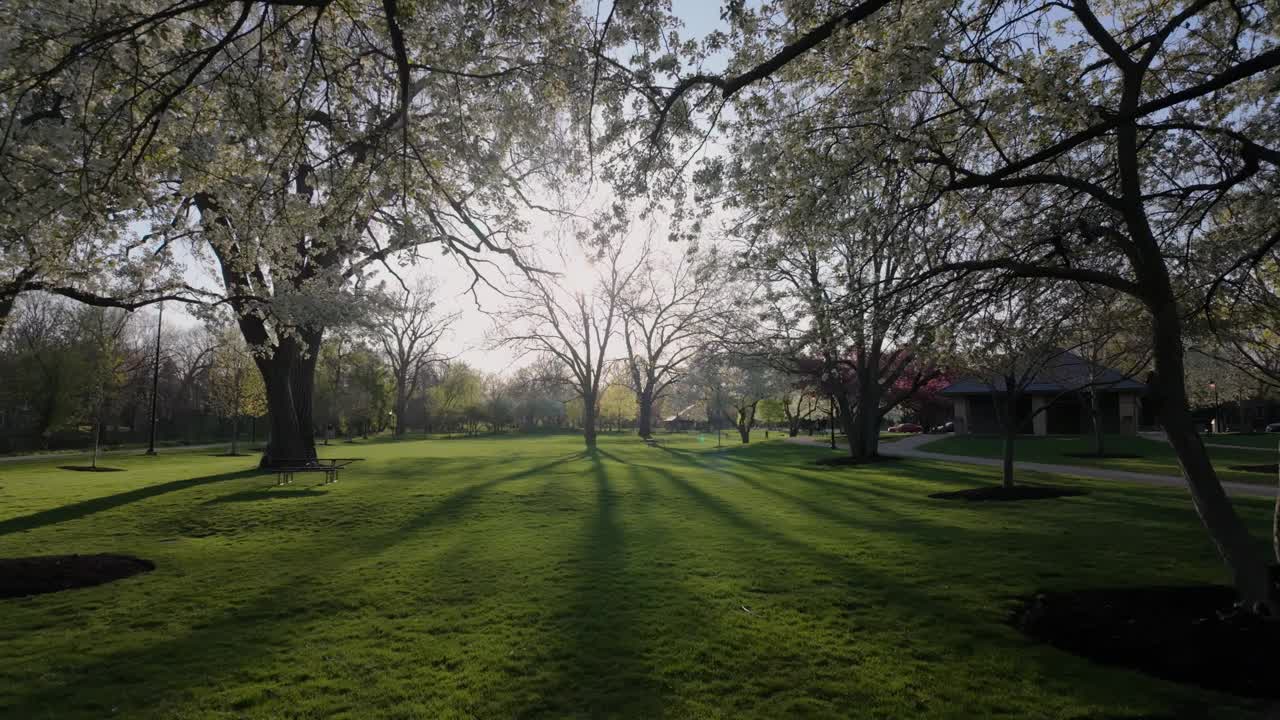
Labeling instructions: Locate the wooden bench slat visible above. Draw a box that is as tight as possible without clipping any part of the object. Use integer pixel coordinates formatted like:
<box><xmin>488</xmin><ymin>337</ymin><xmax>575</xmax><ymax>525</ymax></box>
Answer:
<box><xmin>270</xmin><ymin>457</ymin><xmax>362</xmax><ymax>487</ymax></box>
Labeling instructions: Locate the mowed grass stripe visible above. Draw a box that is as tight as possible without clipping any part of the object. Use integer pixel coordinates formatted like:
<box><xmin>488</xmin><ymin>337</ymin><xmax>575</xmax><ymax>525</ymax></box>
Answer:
<box><xmin>0</xmin><ymin>434</ymin><xmax>1272</xmax><ymax>718</ymax></box>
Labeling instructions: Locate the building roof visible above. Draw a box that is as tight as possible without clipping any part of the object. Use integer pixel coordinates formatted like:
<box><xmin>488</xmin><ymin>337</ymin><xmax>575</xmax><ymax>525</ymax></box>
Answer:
<box><xmin>940</xmin><ymin>350</ymin><xmax>1145</xmax><ymax>396</ymax></box>
<box><xmin>663</xmin><ymin>402</ymin><xmax>703</xmax><ymax>423</ymax></box>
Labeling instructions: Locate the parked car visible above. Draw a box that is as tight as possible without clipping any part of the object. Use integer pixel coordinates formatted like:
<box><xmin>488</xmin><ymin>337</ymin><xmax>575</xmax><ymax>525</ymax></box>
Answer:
<box><xmin>930</xmin><ymin>422</ymin><xmax>954</xmax><ymax>433</ymax></box>
<box><xmin>888</xmin><ymin>423</ymin><xmax>923</xmax><ymax>433</ymax></box>
<box><xmin>1267</xmin><ymin>422</ymin><xmax>1280</xmax><ymax>433</ymax></box>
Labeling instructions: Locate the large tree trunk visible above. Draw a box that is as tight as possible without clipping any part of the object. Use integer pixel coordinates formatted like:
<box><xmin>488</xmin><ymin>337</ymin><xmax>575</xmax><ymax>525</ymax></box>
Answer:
<box><xmin>737</xmin><ymin>402</ymin><xmax>756</xmax><ymax>444</ymax></box>
<box><xmin>257</xmin><ymin>333</ymin><xmax>321</xmax><ymax>469</ymax></box>
<box><xmin>583</xmin><ymin>391</ymin><xmax>598</xmax><ymax>449</ymax></box>
<box><xmin>859</xmin><ymin>373</ymin><xmax>882</xmax><ymax>458</ymax></box>
<box><xmin>835</xmin><ymin>393</ymin><xmax>861</xmax><ymax>459</ymax></box>
<box><xmin>0</xmin><ymin>289</ymin><xmax>18</xmax><ymax>338</ymax></box>
<box><xmin>636</xmin><ymin>387</ymin><xmax>654</xmax><ymax>438</ymax></box>
<box><xmin>1091</xmin><ymin>390</ymin><xmax>1105</xmax><ymax>457</ymax></box>
<box><xmin>1001</xmin><ymin>414</ymin><xmax>1016</xmax><ymax>488</ymax></box>
<box><xmin>1148</xmin><ymin>303</ymin><xmax>1277</xmax><ymax>612</ymax></box>
<box><xmin>1107</xmin><ymin>77</ymin><xmax>1278</xmax><ymax>611</ymax></box>
<box><xmin>91</xmin><ymin>402</ymin><xmax>102</xmax><ymax>469</ymax></box>
<box><xmin>847</xmin><ymin>407</ymin><xmax>867</xmax><ymax>458</ymax></box>
<box><xmin>998</xmin><ymin>389</ymin><xmax>1018</xmax><ymax>488</ymax></box>
<box><xmin>393</xmin><ymin>375</ymin><xmax>408</xmax><ymax>437</ymax></box>
<box><xmin>845</xmin><ymin>399</ymin><xmax>881</xmax><ymax>460</ymax></box>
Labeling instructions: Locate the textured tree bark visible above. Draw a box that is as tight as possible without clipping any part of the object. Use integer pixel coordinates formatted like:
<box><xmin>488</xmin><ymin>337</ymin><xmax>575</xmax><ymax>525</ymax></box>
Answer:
<box><xmin>1000</xmin><ymin>389</ymin><xmax>1018</xmax><ymax>488</ymax></box>
<box><xmin>836</xmin><ymin>393</ymin><xmax>860</xmax><ymax>458</ymax></box>
<box><xmin>392</xmin><ymin>377</ymin><xmax>409</xmax><ymax>436</ymax></box>
<box><xmin>583</xmin><ymin>391</ymin><xmax>598</xmax><ymax>449</ymax></box>
<box><xmin>1148</xmin><ymin>304</ymin><xmax>1276</xmax><ymax>612</ymax></box>
<box><xmin>1091</xmin><ymin>390</ymin><xmax>1105</xmax><ymax>457</ymax></box>
<box><xmin>736</xmin><ymin>401</ymin><xmax>757</xmax><ymax>444</ymax></box>
<box><xmin>636</xmin><ymin>387</ymin><xmax>654</xmax><ymax>438</ymax></box>
<box><xmin>862</xmin><ymin>381</ymin><xmax>882</xmax><ymax>459</ymax></box>
<box><xmin>0</xmin><ymin>288</ymin><xmax>18</xmax><ymax>338</ymax></box>
<box><xmin>256</xmin><ymin>332</ymin><xmax>322</xmax><ymax>469</ymax></box>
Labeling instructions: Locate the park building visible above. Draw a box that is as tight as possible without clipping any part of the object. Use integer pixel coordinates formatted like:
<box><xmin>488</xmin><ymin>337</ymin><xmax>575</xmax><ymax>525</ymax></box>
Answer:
<box><xmin>940</xmin><ymin>351</ymin><xmax>1146</xmax><ymax>436</ymax></box>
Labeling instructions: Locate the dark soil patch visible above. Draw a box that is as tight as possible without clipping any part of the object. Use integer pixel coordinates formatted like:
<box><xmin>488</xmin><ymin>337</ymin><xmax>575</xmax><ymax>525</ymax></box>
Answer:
<box><xmin>1014</xmin><ymin>585</ymin><xmax>1280</xmax><ymax>699</ymax></box>
<box><xmin>1227</xmin><ymin>463</ymin><xmax>1277</xmax><ymax>474</ymax></box>
<box><xmin>1061</xmin><ymin>452</ymin><xmax>1144</xmax><ymax>459</ymax></box>
<box><xmin>815</xmin><ymin>455</ymin><xmax>902</xmax><ymax>467</ymax></box>
<box><xmin>930</xmin><ymin>485</ymin><xmax>1086</xmax><ymax>501</ymax></box>
<box><xmin>1</xmin><ymin>554</ymin><xmax>155</xmax><ymax>598</ymax></box>
<box><xmin>57</xmin><ymin>465</ymin><xmax>125</xmax><ymax>472</ymax></box>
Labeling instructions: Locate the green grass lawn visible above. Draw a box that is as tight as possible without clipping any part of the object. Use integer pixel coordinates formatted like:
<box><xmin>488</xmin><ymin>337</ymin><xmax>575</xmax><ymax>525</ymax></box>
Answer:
<box><xmin>1203</xmin><ymin>433</ymin><xmax>1280</xmax><ymax>450</ymax></box>
<box><xmin>920</xmin><ymin>434</ymin><xmax>1278</xmax><ymax>485</ymax></box>
<box><xmin>1</xmin><ymin>435</ymin><xmax>1274</xmax><ymax>719</ymax></box>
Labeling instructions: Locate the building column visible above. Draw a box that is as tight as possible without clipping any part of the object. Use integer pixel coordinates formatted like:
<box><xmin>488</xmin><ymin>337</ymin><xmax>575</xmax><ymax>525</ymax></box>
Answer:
<box><xmin>1117</xmin><ymin>392</ymin><xmax>1137</xmax><ymax>435</ymax></box>
<box><xmin>1031</xmin><ymin>395</ymin><xmax>1048</xmax><ymax>436</ymax></box>
<box><xmin>953</xmin><ymin>396</ymin><xmax>969</xmax><ymax>434</ymax></box>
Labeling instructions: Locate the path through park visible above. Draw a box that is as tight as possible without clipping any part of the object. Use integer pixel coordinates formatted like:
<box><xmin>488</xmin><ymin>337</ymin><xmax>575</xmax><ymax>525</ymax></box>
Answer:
<box><xmin>787</xmin><ymin>435</ymin><xmax>1278</xmax><ymax>499</ymax></box>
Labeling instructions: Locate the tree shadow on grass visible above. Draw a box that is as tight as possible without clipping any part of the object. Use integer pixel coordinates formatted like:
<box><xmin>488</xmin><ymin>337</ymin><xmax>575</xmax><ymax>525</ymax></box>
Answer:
<box><xmin>529</xmin><ymin>448</ymin><xmax>669</xmax><ymax>717</ymax></box>
<box><xmin>394</xmin><ymin>451</ymin><xmax>589</xmax><ymax>536</ymax></box>
<box><xmin>0</xmin><ymin>469</ymin><xmax>261</xmax><ymax>537</ymax></box>
<box><xmin>202</xmin><ymin>488</ymin><xmax>328</xmax><ymax>504</ymax></box>
<box><xmin>2</xmin><ymin>573</ymin><xmax>335</xmax><ymax>717</ymax></box>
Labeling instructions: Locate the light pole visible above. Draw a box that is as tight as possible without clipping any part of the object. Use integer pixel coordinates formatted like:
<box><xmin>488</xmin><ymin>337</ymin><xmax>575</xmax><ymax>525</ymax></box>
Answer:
<box><xmin>145</xmin><ymin>302</ymin><xmax>164</xmax><ymax>455</ymax></box>
<box><xmin>1209</xmin><ymin>379</ymin><xmax>1219</xmax><ymax>433</ymax></box>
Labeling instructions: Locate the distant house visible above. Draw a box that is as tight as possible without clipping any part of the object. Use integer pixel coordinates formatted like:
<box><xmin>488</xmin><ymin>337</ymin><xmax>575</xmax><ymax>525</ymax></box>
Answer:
<box><xmin>663</xmin><ymin>402</ymin><xmax>702</xmax><ymax>432</ymax></box>
<box><xmin>941</xmin><ymin>351</ymin><xmax>1145</xmax><ymax>436</ymax></box>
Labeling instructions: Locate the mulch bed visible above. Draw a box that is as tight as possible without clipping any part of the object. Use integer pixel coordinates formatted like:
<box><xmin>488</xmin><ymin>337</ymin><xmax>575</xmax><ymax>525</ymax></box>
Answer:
<box><xmin>1227</xmin><ymin>463</ymin><xmax>1277</xmax><ymax>475</ymax></box>
<box><xmin>57</xmin><ymin>465</ymin><xmax>125</xmax><ymax>472</ymax></box>
<box><xmin>1</xmin><ymin>554</ymin><xmax>155</xmax><ymax>599</ymax></box>
<box><xmin>1061</xmin><ymin>452</ymin><xmax>1144</xmax><ymax>459</ymax></box>
<box><xmin>815</xmin><ymin>455</ymin><xmax>902</xmax><ymax>467</ymax></box>
<box><xmin>930</xmin><ymin>485</ymin><xmax>1086</xmax><ymax>501</ymax></box>
<box><xmin>1014</xmin><ymin>585</ymin><xmax>1280</xmax><ymax>699</ymax></box>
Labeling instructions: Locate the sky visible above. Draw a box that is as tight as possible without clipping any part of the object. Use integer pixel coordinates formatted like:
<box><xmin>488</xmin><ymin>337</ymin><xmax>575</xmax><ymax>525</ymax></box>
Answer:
<box><xmin>161</xmin><ymin>1</ymin><xmax>736</xmax><ymax>377</ymax></box>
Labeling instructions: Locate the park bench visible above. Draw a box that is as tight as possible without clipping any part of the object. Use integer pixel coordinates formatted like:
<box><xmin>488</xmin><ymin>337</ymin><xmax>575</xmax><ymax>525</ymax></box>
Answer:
<box><xmin>273</xmin><ymin>458</ymin><xmax>362</xmax><ymax>486</ymax></box>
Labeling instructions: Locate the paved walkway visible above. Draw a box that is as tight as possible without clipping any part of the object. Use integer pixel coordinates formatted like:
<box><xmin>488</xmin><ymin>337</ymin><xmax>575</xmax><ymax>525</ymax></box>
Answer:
<box><xmin>1139</xmin><ymin>430</ymin><xmax>1278</xmax><ymax>453</ymax></box>
<box><xmin>788</xmin><ymin>435</ymin><xmax>1278</xmax><ymax>498</ymax></box>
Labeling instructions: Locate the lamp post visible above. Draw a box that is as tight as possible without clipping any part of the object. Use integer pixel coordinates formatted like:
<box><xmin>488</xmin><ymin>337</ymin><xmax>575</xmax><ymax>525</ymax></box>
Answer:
<box><xmin>145</xmin><ymin>302</ymin><xmax>163</xmax><ymax>455</ymax></box>
<box><xmin>1209</xmin><ymin>380</ymin><xmax>1219</xmax><ymax>433</ymax></box>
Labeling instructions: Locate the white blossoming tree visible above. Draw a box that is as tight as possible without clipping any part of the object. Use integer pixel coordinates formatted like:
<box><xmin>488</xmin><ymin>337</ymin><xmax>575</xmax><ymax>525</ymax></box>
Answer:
<box><xmin>4</xmin><ymin>2</ymin><xmax>607</xmax><ymax>467</ymax></box>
